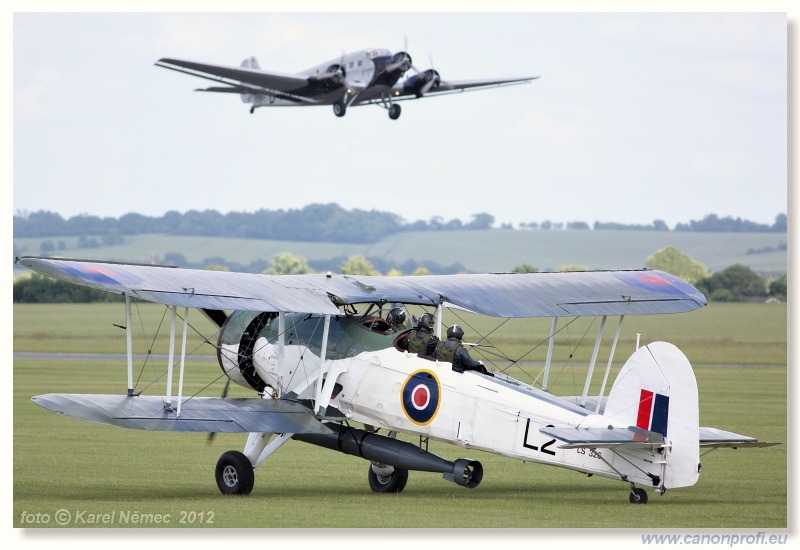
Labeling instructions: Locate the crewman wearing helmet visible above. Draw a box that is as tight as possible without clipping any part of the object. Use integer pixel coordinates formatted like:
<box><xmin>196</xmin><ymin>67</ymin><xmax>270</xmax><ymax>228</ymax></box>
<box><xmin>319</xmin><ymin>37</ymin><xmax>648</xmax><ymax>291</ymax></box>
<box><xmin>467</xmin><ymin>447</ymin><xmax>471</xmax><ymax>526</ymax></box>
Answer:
<box><xmin>399</xmin><ymin>312</ymin><xmax>439</xmax><ymax>358</ymax></box>
<box><xmin>386</xmin><ymin>306</ymin><xmax>408</xmax><ymax>330</ymax></box>
<box><xmin>435</xmin><ymin>324</ymin><xmax>491</xmax><ymax>375</ymax></box>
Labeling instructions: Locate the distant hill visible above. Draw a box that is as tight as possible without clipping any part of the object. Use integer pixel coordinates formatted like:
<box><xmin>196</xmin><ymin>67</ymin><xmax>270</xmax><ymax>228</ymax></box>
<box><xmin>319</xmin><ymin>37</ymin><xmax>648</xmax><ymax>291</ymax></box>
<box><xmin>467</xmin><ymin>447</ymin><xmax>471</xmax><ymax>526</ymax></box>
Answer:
<box><xmin>13</xmin><ymin>229</ymin><xmax>787</xmax><ymax>279</ymax></box>
<box><xmin>13</xmin><ymin>206</ymin><xmax>788</xmax><ymax>242</ymax></box>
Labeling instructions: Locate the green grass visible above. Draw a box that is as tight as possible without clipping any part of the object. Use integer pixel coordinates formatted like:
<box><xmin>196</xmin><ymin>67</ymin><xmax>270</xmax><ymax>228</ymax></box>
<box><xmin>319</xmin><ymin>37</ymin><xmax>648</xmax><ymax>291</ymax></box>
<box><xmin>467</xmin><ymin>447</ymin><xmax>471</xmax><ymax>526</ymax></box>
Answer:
<box><xmin>13</xmin><ymin>303</ymin><xmax>787</xmax><ymax>528</ymax></box>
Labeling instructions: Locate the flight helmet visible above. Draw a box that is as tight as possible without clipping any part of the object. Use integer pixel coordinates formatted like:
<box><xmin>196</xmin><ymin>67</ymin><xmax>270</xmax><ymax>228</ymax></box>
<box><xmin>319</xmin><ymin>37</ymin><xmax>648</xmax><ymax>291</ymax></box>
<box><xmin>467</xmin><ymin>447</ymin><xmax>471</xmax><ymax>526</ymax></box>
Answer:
<box><xmin>418</xmin><ymin>313</ymin><xmax>435</xmax><ymax>329</ymax></box>
<box><xmin>387</xmin><ymin>307</ymin><xmax>407</xmax><ymax>327</ymax></box>
<box><xmin>447</xmin><ymin>324</ymin><xmax>464</xmax><ymax>340</ymax></box>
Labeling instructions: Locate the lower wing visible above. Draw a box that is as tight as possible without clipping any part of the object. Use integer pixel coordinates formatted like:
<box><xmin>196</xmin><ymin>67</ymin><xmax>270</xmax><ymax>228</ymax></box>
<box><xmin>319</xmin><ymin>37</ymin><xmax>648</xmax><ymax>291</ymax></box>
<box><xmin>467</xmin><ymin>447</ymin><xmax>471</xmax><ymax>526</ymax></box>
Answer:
<box><xmin>32</xmin><ymin>393</ymin><xmax>331</xmax><ymax>434</ymax></box>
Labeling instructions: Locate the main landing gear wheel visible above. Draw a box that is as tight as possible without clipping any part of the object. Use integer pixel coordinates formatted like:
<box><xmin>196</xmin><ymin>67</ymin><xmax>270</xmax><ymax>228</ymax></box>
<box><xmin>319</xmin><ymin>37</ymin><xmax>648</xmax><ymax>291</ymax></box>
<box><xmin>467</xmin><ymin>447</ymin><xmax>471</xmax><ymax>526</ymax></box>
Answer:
<box><xmin>333</xmin><ymin>101</ymin><xmax>347</xmax><ymax>117</ymax></box>
<box><xmin>215</xmin><ymin>450</ymin><xmax>254</xmax><ymax>495</ymax></box>
<box><xmin>388</xmin><ymin>104</ymin><xmax>401</xmax><ymax>120</ymax></box>
<box><xmin>368</xmin><ymin>463</ymin><xmax>409</xmax><ymax>493</ymax></box>
<box><xmin>629</xmin><ymin>487</ymin><xmax>648</xmax><ymax>504</ymax></box>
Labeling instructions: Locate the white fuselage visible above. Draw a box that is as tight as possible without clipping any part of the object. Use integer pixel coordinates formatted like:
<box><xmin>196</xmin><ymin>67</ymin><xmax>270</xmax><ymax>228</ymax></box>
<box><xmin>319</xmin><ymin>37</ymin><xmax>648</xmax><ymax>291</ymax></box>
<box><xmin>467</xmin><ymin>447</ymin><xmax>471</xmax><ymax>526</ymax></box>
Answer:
<box><xmin>247</xmin><ymin>49</ymin><xmax>391</xmax><ymax>108</ymax></box>
<box><xmin>241</xmin><ymin>342</ymin><xmax>667</xmax><ymax>487</ymax></box>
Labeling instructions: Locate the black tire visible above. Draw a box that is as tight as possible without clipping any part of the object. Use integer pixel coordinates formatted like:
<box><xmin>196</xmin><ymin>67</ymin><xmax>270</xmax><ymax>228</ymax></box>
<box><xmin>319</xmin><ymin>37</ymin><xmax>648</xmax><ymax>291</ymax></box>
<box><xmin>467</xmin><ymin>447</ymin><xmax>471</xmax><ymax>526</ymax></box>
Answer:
<box><xmin>368</xmin><ymin>464</ymin><xmax>409</xmax><ymax>493</ymax></box>
<box><xmin>333</xmin><ymin>101</ymin><xmax>346</xmax><ymax>117</ymax></box>
<box><xmin>389</xmin><ymin>104</ymin><xmax>401</xmax><ymax>120</ymax></box>
<box><xmin>215</xmin><ymin>451</ymin><xmax>254</xmax><ymax>495</ymax></box>
<box><xmin>629</xmin><ymin>487</ymin><xmax>648</xmax><ymax>504</ymax></box>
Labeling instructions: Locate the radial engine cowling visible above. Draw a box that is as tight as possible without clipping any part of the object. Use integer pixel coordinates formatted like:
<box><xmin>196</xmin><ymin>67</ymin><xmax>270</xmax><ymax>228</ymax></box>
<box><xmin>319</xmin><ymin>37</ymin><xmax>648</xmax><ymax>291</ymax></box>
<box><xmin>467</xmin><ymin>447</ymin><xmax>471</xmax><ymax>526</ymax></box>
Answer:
<box><xmin>217</xmin><ymin>311</ymin><xmax>277</xmax><ymax>393</ymax></box>
<box><xmin>405</xmin><ymin>69</ymin><xmax>441</xmax><ymax>98</ymax></box>
<box><xmin>389</xmin><ymin>51</ymin><xmax>413</xmax><ymax>74</ymax></box>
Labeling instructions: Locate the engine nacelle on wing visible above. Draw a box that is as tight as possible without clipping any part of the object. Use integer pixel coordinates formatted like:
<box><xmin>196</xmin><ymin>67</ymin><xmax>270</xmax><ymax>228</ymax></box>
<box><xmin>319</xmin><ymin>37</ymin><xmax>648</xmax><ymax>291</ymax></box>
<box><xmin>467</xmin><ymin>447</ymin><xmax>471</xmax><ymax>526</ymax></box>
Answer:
<box><xmin>403</xmin><ymin>69</ymin><xmax>441</xmax><ymax>98</ymax></box>
<box><xmin>307</xmin><ymin>64</ymin><xmax>346</xmax><ymax>89</ymax></box>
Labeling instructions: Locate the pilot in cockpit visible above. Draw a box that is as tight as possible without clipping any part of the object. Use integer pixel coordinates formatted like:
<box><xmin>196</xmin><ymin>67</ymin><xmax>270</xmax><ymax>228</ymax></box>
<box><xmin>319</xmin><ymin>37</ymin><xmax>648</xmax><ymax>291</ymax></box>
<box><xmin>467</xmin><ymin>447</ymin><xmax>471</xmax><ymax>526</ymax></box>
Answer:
<box><xmin>435</xmin><ymin>324</ymin><xmax>492</xmax><ymax>376</ymax></box>
<box><xmin>398</xmin><ymin>312</ymin><xmax>438</xmax><ymax>358</ymax></box>
<box><xmin>386</xmin><ymin>305</ymin><xmax>409</xmax><ymax>332</ymax></box>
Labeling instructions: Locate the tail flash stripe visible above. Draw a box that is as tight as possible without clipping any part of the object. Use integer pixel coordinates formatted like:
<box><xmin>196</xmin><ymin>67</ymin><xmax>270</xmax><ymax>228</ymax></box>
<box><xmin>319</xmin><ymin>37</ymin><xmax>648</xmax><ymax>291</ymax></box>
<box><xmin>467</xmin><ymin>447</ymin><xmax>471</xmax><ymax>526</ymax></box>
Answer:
<box><xmin>636</xmin><ymin>389</ymin><xmax>654</xmax><ymax>430</ymax></box>
<box><xmin>651</xmin><ymin>393</ymin><xmax>670</xmax><ymax>437</ymax></box>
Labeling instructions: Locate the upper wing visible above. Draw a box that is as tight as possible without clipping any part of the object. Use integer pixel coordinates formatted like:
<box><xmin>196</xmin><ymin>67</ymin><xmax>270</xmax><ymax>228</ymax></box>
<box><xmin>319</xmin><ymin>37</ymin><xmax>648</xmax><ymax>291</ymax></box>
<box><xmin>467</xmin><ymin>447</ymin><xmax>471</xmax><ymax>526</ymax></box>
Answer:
<box><xmin>155</xmin><ymin>58</ymin><xmax>323</xmax><ymax>104</ymax></box>
<box><xmin>16</xmin><ymin>257</ymin><xmax>706</xmax><ymax>318</ymax></box>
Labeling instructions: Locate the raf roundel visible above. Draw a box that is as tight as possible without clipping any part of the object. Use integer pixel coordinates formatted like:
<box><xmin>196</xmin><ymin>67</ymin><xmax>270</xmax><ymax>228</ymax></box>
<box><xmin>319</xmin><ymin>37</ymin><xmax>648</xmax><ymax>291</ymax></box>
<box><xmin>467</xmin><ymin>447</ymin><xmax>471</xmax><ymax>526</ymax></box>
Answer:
<box><xmin>400</xmin><ymin>370</ymin><xmax>441</xmax><ymax>426</ymax></box>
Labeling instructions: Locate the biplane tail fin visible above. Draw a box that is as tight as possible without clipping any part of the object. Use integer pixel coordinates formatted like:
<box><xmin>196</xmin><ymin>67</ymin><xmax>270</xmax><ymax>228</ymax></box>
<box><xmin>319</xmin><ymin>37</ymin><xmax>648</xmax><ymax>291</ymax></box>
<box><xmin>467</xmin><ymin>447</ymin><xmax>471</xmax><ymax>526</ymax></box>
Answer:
<box><xmin>238</xmin><ymin>56</ymin><xmax>261</xmax><ymax>106</ymax></box>
<box><xmin>604</xmin><ymin>341</ymin><xmax>700</xmax><ymax>489</ymax></box>
<box><xmin>240</xmin><ymin>56</ymin><xmax>260</xmax><ymax>70</ymax></box>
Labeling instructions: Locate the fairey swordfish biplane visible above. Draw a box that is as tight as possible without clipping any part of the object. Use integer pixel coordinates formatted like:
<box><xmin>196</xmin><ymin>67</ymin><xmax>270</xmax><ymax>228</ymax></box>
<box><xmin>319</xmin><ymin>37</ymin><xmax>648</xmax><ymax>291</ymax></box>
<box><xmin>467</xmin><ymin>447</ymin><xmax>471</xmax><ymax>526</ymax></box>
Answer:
<box><xmin>17</xmin><ymin>256</ymin><xmax>777</xmax><ymax>504</ymax></box>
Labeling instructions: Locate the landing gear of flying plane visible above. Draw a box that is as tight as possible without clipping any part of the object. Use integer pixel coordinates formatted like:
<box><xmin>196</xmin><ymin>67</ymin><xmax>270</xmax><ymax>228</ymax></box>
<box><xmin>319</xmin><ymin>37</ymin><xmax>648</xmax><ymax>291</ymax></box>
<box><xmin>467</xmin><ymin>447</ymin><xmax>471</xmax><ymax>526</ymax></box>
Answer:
<box><xmin>250</xmin><ymin>106</ymin><xmax>256</xmax><ymax>114</ymax></box>
<box><xmin>388</xmin><ymin>104</ymin><xmax>402</xmax><ymax>120</ymax></box>
<box><xmin>216</xmin><ymin>450</ymin><xmax>255</xmax><ymax>495</ymax></box>
<box><xmin>333</xmin><ymin>101</ymin><xmax>346</xmax><ymax>117</ymax></box>
<box><xmin>368</xmin><ymin>462</ymin><xmax>409</xmax><ymax>493</ymax></box>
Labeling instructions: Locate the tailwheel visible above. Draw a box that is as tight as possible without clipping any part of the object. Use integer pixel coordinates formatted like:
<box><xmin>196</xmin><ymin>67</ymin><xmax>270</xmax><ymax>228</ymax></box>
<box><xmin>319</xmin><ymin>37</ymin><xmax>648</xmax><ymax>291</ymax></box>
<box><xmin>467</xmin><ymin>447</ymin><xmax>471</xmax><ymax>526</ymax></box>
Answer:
<box><xmin>388</xmin><ymin>103</ymin><xmax>401</xmax><ymax>120</ymax></box>
<box><xmin>629</xmin><ymin>486</ymin><xmax>649</xmax><ymax>504</ymax></box>
<box><xmin>368</xmin><ymin>462</ymin><xmax>408</xmax><ymax>493</ymax></box>
<box><xmin>215</xmin><ymin>450</ymin><xmax>255</xmax><ymax>495</ymax></box>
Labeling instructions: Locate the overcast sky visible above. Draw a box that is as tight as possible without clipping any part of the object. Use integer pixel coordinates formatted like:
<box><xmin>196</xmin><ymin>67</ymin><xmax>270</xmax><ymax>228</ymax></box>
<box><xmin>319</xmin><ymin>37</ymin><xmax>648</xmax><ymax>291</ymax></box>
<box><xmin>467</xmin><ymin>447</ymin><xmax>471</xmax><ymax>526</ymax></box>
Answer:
<box><xmin>10</xmin><ymin>9</ymin><xmax>789</xmax><ymax>231</ymax></box>
<box><xmin>3</xmin><ymin>4</ymin><xmax>796</xmax><ymax>545</ymax></box>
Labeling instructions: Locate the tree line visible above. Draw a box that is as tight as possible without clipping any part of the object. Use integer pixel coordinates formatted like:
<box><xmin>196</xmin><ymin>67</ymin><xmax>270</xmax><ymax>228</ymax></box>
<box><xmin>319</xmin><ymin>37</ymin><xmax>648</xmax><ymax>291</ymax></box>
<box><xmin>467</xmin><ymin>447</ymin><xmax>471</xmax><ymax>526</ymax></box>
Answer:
<box><xmin>13</xmin><ymin>205</ymin><xmax>787</xmax><ymax>245</ymax></box>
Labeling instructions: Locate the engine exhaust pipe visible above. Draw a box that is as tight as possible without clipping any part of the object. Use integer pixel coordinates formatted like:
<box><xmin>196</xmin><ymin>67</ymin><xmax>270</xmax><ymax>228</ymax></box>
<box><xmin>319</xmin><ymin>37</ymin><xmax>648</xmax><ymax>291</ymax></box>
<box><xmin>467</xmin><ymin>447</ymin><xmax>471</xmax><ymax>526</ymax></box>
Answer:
<box><xmin>293</xmin><ymin>424</ymin><xmax>482</xmax><ymax>488</ymax></box>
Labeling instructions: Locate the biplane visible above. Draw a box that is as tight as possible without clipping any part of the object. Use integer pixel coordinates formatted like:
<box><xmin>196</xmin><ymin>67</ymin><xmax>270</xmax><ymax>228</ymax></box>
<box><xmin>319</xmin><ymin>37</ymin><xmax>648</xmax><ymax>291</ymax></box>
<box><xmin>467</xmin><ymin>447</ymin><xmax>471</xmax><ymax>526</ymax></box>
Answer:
<box><xmin>16</xmin><ymin>256</ymin><xmax>777</xmax><ymax>504</ymax></box>
<box><xmin>155</xmin><ymin>47</ymin><xmax>536</xmax><ymax>120</ymax></box>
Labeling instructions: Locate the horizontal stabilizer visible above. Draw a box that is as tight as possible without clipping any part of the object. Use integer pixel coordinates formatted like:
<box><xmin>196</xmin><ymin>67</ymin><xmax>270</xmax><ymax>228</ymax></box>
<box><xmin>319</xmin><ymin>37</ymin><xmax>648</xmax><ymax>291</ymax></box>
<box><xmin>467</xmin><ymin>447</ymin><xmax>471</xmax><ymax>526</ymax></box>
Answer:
<box><xmin>196</xmin><ymin>86</ymin><xmax>252</xmax><ymax>94</ymax></box>
<box><xmin>699</xmin><ymin>427</ymin><xmax>781</xmax><ymax>449</ymax></box>
<box><xmin>541</xmin><ymin>425</ymin><xmax>665</xmax><ymax>450</ymax></box>
<box><xmin>32</xmin><ymin>394</ymin><xmax>332</xmax><ymax>434</ymax></box>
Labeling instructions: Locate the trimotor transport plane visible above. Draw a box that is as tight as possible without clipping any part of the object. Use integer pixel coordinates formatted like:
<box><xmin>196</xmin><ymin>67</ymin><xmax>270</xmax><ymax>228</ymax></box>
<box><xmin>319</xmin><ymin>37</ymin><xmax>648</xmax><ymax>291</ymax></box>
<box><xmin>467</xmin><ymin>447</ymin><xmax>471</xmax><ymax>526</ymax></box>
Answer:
<box><xmin>17</xmin><ymin>256</ymin><xmax>778</xmax><ymax>504</ymax></box>
<box><xmin>155</xmin><ymin>47</ymin><xmax>537</xmax><ymax>120</ymax></box>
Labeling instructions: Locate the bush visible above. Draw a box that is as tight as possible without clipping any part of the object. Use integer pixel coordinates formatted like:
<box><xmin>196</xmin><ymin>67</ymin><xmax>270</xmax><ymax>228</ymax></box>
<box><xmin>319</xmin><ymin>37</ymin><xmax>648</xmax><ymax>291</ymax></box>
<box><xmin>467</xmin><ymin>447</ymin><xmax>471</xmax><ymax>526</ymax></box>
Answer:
<box><xmin>13</xmin><ymin>274</ymin><xmax>121</xmax><ymax>303</ymax></box>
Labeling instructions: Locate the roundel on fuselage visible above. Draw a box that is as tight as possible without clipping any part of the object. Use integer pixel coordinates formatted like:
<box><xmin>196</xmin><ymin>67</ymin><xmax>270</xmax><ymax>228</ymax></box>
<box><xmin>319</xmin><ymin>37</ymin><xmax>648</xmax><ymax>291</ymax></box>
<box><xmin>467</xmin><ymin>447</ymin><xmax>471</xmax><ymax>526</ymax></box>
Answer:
<box><xmin>400</xmin><ymin>370</ymin><xmax>441</xmax><ymax>426</ymax></box>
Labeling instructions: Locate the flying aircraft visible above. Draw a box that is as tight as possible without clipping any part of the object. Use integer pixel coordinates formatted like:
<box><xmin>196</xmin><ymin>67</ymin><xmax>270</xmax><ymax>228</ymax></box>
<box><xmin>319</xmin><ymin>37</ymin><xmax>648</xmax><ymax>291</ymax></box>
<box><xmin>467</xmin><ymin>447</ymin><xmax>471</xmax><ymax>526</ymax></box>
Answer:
<box><xmin>154</xmin><ymin>47</ymin><xmax>537</xmax><ymax>119</ymax></box>
<box><xmin>17</xmin><ymin>256</ymin><xmax>778</xmax><ymax>504</ymax></box>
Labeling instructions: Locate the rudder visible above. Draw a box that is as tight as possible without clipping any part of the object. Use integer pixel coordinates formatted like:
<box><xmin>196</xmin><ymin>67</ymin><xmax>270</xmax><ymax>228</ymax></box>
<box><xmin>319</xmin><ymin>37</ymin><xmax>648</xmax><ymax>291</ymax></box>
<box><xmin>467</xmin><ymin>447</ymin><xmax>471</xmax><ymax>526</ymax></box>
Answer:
<box><xmin>605</xmin><ymin>341</ymin><xmax>700</xmax><ymax>489</ymax></box>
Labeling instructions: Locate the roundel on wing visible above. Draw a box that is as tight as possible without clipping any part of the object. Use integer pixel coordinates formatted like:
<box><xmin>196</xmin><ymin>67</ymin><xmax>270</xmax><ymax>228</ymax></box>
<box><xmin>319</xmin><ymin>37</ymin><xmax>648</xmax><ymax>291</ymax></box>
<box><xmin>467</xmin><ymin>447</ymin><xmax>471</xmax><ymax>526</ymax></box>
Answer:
<box><xmin>401</xmin><ymin>370</ymin><xmax>441</xmax><ymax>426</ymax></box>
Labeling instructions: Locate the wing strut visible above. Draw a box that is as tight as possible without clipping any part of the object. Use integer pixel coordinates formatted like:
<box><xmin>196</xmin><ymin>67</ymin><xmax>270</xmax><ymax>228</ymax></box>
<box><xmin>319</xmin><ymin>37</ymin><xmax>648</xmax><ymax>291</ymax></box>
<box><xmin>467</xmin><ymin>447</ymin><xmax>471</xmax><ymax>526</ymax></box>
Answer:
<box><xmin>163</xmin><ymin>305</ymin><xmax>190</xmax><ymax>415</ymax></box>
<box><xmin>176</xmin><ymin>307</ymin><xmax>190</xmax><ymax>417</ymax></box>
<box><xmin>277</xmin><ymin>312</ymin><xmax>286</xmax><ymax>397</ymax></box>
<box><xmin>542</xmin><ymin>317</ymin><xmax>557</xmax><ymax>392</ymax></box>
<box><xmin>313</xmin><ymin>314</ymin><xmax>332</xmax><ymax>416</ymax></box>
<box><xmin>165</xmin><ymin>306</ymin><xmax>177</xmax><ymax>410</ymax></box>
<box><xmin>580</xmin><ymin>315</ymin><xmax>607</xmax><ymax>407</ymax></box>
<box><xmin>125</xmin><ymin>295</ymin><xmax>134</xmax><ymax>396</ymax></box>
<box><xmin>596</xmin><ymin>315</ymin><xmax>624</xmax><ymax>413</ymax></box>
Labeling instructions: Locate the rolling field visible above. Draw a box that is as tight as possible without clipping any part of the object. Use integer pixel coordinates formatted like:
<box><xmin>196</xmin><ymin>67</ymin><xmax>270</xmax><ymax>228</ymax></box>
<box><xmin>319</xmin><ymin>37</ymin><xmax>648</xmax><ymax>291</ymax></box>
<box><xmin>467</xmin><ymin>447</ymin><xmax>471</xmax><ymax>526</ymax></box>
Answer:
<box><xmin>13</xmin><ymin>228</ymin><xmax>788</xmax><ymax>276</ymax></box>
<box><xmin>12</xmin><ymin>303</ymin><xmax>788</xmax><ymax>530</ymax></box>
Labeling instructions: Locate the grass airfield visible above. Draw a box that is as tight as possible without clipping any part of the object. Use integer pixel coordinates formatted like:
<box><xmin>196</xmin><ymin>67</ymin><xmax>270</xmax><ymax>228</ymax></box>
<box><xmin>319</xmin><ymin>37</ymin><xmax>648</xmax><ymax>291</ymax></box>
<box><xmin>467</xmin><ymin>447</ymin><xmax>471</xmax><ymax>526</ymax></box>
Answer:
<box><xmin>12</xmin><ymin>302</ymin><xmax>787</xmax><ymax>530</ymax></box>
